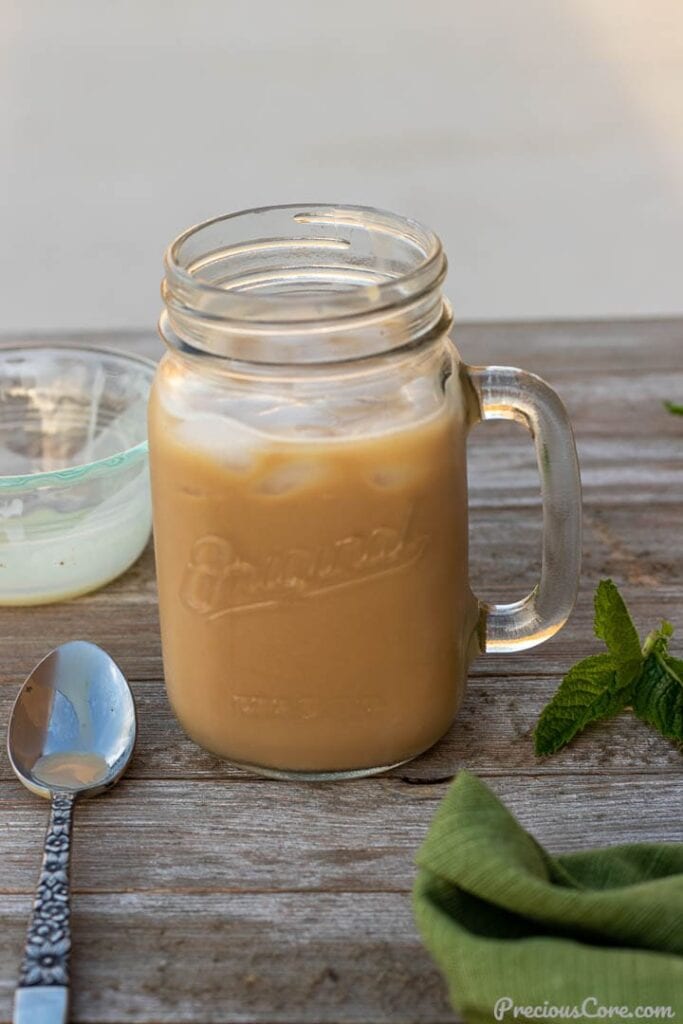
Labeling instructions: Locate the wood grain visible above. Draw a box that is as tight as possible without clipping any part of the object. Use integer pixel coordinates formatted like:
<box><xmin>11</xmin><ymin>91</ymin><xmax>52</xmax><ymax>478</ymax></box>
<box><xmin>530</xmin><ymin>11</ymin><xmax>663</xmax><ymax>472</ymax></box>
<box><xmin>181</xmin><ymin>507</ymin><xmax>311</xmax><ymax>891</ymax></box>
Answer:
<box><xmin>0</xmin><ymin>672</ymin><xmax>680</xmax><ymax>787</ymax></box>
<box><xmin>0</xmin><ymin>321</ymin><xmax>681</xmax><ymax>1024</ymax></box>
<box><xmin>0</xmin><ymin>893</ymin><xmax>455</xmax><ymax>1024</ymax></box>
<box><xmin>1</xmin><ymin>775</ymin><xmax>681</xmax><ymax>898</ymax></box>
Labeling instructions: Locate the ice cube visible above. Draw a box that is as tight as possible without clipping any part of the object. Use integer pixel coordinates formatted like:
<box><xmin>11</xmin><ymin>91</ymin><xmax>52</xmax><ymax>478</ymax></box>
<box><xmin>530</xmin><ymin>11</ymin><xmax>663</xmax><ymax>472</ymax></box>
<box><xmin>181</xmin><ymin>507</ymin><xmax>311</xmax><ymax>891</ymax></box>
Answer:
<box><xmin>256</xmin><ymin>401</ymin><xmax>338</xmax><ymax>437</ymax></box>
<box><xmin>174</xmin><ymin>415</ymin><xmax>263</xmax><ymax>471</ymax></box>
<box><xmin>256</xmin><ymin>460</ymin><xmax>322</xmax><ymax>495</ymax></box>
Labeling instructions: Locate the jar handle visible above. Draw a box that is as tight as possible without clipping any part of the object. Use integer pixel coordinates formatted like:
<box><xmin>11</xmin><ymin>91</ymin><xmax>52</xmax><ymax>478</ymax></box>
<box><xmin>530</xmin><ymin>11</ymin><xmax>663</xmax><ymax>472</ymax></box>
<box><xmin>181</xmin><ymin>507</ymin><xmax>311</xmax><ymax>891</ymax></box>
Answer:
<box><xmin>466</xmin><ymin>364</ymin><xmax>582</xmax><ymax>652</ymax></box>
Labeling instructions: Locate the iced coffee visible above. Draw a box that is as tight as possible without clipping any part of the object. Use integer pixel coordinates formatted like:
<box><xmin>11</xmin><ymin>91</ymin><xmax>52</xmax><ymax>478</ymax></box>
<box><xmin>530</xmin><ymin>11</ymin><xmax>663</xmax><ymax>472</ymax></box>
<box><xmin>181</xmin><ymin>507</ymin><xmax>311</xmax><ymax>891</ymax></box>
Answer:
<box><xmin>149</xmin><ymin>357</ymin><xmax>475</xmax><ymax>774</ymax></box>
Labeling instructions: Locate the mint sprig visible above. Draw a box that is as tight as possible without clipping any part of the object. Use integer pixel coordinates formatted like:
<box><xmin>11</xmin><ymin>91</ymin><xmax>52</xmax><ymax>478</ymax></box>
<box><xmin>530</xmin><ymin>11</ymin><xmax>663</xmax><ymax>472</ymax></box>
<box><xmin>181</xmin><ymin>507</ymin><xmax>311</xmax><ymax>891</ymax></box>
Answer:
<box><xmin>534</xmin><ymin>580</ymin><xmax>683</xmax><ymax>756</ymax></box>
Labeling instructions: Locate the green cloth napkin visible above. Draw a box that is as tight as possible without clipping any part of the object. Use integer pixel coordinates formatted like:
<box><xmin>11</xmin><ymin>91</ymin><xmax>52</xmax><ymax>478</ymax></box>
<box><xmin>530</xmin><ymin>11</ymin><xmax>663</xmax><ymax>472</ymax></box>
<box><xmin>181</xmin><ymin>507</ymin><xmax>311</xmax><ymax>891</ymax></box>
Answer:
<box><xmin>413</xmin><ymin>771</ymin><xmax>683</xmax><ymax>1024</ymax></box>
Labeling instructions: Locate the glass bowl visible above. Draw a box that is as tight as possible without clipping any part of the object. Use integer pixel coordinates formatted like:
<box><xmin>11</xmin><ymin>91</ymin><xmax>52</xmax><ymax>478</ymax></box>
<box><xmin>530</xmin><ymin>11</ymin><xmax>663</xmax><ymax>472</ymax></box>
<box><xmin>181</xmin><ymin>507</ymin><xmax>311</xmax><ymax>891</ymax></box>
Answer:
<box><xmin>0</xmin><ymin>343</ymin><xmax>156</xmax><ymax>605</ymax></box>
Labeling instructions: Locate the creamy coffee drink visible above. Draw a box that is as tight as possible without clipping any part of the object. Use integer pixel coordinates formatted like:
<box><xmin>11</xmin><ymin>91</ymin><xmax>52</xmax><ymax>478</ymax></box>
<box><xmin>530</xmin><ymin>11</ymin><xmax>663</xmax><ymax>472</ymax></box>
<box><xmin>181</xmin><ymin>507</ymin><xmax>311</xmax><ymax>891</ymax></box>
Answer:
<box><xmin>149</xmin><ymin>361</ymin><xmax>477</xmax><ymax>773</ymax></box>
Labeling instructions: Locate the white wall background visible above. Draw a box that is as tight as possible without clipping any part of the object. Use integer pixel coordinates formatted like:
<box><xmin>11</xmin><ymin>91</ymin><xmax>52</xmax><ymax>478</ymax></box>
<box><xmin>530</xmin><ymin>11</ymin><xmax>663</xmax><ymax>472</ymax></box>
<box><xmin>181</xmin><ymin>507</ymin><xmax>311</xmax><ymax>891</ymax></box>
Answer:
<box><xmin>2</xmin><ymin>0</ymin><xmax>683</xmax><ymax>332</ymax></box>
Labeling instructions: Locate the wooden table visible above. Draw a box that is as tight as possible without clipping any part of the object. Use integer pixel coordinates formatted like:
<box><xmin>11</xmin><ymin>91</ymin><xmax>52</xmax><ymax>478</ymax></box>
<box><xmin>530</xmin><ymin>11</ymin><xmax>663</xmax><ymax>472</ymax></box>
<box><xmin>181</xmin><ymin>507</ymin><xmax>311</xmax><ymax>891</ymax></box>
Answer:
<box><xmin>1</xmin><ymin>320</ymin><xmax>681</xmax><ymax>1023</ymax></box>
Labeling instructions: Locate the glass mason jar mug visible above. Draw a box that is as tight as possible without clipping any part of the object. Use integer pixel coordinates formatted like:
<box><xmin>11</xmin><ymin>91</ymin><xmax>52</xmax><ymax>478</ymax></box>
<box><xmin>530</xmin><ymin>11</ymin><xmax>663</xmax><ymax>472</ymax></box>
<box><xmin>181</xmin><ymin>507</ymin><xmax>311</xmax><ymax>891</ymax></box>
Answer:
<box><xmin>149</xmin><ymin>205</ymin><xmax>581</xmax><ymax>779</ymax></box>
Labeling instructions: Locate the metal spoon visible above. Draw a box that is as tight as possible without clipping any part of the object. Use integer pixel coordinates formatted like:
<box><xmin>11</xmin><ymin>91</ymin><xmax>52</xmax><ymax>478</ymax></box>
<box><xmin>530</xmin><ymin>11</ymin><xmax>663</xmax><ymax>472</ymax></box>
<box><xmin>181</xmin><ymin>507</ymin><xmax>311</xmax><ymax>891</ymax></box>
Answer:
<box><xmin>7</xmin><ymin>641</ymin><xmax>137</xmax><ymax>1024</ymax></box>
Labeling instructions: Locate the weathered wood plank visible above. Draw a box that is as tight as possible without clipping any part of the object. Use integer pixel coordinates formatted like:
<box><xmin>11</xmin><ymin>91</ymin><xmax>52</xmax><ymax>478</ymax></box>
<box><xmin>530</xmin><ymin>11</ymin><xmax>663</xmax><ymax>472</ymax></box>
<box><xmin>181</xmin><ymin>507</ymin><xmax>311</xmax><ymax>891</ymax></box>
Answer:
<box><xmin>0</xmin><ymin>775</ymin><xmax>680</xmax><ymax>898</ymax></box>
<box><xmin>468</xmin><ymin>434</ymin><xmax>683</xmax><ymax>507</ymax></box>
<box><xmin>469</xmin><ymin>503</ymin><xmax>682</xmax><ymax>596</ymax></box>
<box><xmin>0</xmin><ymin>584</ymin><xmax>680</xmax><ymax>685</ymax></box>
<box><xmin>0</xmin><ymin>672</ymin><xmax>679</xmax><ymax>788</ymax></box>
<box><xmin>0</xmin><ymin>892</ymin><xmax>456</xmax><ymax>1024</ymax></box>
<box><xmin>455</xmin><ymin>318</ymin><xmax>683</xmax><ymax>374</ymax></box>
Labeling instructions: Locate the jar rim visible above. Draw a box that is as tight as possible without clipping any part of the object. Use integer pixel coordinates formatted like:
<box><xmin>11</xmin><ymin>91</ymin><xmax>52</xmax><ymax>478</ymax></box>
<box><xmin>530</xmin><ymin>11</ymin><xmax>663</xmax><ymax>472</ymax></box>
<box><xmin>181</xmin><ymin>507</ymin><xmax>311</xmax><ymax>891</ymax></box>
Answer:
<box><xmin>162</xmin><ymin>203</ymin><xmax>446</xmax><ymax>326</ymax></box>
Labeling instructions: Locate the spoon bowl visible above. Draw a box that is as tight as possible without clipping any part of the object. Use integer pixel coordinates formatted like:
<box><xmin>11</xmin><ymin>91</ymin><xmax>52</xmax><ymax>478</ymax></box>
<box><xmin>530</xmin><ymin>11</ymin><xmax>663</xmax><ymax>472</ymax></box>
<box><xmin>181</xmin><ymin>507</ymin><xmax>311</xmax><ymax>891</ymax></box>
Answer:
<box><xmin>8</xmin><ymin>640</ymin><xmax>137</xmax><ymax>799</ymax></box>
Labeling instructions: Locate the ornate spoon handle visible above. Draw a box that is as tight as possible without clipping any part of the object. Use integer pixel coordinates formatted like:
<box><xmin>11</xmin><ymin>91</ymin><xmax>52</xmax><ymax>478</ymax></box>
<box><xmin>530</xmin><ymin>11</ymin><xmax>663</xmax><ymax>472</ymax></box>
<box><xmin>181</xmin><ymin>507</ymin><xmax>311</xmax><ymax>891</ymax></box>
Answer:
<box><xmin>14</xmin><ymin>793</ymin><xmax>74</xmax><ymax>1024</ymax></box>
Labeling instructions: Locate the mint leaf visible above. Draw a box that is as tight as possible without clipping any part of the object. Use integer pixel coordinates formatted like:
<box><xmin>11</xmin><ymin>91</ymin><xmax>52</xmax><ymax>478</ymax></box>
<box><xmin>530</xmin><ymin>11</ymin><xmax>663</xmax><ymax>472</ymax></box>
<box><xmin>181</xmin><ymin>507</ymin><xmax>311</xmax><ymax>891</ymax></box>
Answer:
<box><xmin>667</xmin><ymin>655</ymin><xmax>683</xmax><ymax>680</ymax></box>
<box><xmin>633</xmin><ymin>625</ymin><xmax>683</xmax><ymax>743</ymax></box>
<box><xmin>664</xmin><ymin>400</ymin><xmax>683</xmax><ymax>416</ymax></box>
<box><xmin>633</xmin><ymin>656</ymin><xmax>683</xmax><ymax>742</ymax></box>
<box><xmin>534</xmin><ymin>654</ymin><xmax>633</xmax><ymax>756</ymax></box>
<box><xmin>593</xmin><ymin>579</ymin><xmax>642</xmax><ymax>666</ymax></box>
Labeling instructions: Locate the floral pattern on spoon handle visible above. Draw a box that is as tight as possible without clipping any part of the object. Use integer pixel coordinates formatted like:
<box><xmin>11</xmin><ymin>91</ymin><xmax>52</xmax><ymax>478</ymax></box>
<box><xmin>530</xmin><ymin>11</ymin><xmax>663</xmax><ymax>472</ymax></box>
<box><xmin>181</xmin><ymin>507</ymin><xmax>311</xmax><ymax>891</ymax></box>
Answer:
<box><xmin>19</xmin><ymin>793</ymin><xmax>74</xmax><ymax>987</ymax></box>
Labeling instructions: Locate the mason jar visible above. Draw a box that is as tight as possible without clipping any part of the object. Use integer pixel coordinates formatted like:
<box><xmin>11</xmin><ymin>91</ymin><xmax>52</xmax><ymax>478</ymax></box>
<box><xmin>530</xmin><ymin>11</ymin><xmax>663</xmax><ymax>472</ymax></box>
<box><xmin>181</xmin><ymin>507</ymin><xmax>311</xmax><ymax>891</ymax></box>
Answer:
<box><xmin>149</xmin><ymin>204</ymin><xmax>581</xmax><ymax>779</ymax></box>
